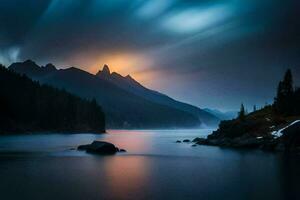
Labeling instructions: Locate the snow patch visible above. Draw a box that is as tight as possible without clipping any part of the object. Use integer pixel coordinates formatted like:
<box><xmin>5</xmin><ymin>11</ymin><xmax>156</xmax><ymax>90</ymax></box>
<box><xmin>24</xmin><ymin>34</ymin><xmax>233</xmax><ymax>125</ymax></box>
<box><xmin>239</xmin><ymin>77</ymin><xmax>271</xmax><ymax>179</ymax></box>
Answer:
<box><xmin>272</xmin><ymin>120</ymin><xmax>300</xmax><ymax>138</ymax></box>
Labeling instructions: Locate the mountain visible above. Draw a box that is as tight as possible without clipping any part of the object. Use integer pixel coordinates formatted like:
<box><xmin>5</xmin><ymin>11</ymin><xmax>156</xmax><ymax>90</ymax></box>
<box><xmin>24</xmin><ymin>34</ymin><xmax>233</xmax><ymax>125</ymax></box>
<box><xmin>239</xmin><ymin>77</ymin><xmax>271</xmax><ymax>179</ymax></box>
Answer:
<box><xmin>9</xmin><ymin>60</ymin><xmax>220</xmax><ymax>128</ymax></box>
<box><xmin>96</xmin><ymin>66</ymin><xmax>219</xmax><ymax>126</ymax></box>
<box><xmin>203</xmin><ymin>108</ymin><xmax>237</xmax><ymax>120</ymax></box>
<box><xmin>0</xmin><ymin>65</ymin><xmax>105</xmax><ymax>133</ymax></box>
<box><xmin>8</xmin><ymin>59</ymin><xmax>57</xmax><ymax>78</ymax></box>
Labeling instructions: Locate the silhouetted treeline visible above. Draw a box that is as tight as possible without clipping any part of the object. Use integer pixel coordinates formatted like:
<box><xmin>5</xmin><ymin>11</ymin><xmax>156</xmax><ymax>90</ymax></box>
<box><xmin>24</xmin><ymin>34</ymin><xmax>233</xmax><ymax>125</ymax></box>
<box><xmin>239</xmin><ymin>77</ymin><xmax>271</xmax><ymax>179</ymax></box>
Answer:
<box><xmin>0</xmin><ymin>65</ymin><xmax>105</xmax><ymax>133</ymax></box>
<box><xmin>274</xmin><ymin>69</ymin><xmax>300</xmax><ymax>116</ymax></box>
<box><xmin>210</xmin><ymin>69</ymin><xmax>300</xmax><ymax>139</ymax></box>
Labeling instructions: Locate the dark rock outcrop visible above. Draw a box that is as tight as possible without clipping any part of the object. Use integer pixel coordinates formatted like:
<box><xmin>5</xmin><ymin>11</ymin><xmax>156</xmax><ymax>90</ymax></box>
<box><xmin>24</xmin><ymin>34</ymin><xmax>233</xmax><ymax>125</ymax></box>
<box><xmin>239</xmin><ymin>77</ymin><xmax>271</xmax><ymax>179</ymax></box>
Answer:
<box><xmin>194</xmin><ymin>120</ymin><xmax>300</xmax><ymax>153</ymax></box>
<box><xmin>183</xmin><ymin>139</ymin><xmax>190</xmax><ymax>143</ymax></box>
<box><xmin>195</xmin><ymin>135</ymin><xmax>265</xmax><ymax>148</ymax></box>
<box><xmin>192</xmin><ymin>137</ymin><xmax>206</xmax><ymax>143</ymax></box>
<box><xmin>78</xmin><ymin>141</ymin><xmax>124</xmax><ymax>155</ymax></box>
<box><xmin>276</xmin><ymin>121</ymin><xmax>300</xmax><ymax>152</ymax></box>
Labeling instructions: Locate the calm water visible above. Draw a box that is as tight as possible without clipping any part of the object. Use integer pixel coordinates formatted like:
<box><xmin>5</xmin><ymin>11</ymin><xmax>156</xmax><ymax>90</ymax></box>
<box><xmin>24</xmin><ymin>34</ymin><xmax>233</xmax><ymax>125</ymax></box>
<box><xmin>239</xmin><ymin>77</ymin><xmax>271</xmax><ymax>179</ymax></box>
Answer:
<box><xmin>0</xmin><ymin>129</ymin><xmax>299</xmax><ymax>200</ymax></box>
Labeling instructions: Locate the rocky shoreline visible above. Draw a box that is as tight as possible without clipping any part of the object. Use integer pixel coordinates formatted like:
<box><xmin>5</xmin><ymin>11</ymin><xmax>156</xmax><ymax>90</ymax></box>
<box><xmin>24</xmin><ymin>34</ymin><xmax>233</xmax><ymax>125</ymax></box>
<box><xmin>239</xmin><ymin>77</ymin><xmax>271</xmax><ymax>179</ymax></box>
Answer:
<box><xmin>192</xmin><ymin>120</ymin><xmax>300</xmax><ymax>153</ymax></box>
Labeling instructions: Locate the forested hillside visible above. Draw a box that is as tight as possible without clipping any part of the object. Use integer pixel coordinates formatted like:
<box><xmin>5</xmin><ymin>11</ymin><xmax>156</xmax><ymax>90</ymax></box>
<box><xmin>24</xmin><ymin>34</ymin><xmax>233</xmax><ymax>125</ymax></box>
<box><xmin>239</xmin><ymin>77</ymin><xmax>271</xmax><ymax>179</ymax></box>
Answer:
<box><xmin>0</xmin><ymin>65</ymin><xmax>105</xmax><ymax>133</ymax></box>
<box><xmin>195</xmin><ymin>69</ymin><xmax>300</xmax><ymax>152</ymax></box>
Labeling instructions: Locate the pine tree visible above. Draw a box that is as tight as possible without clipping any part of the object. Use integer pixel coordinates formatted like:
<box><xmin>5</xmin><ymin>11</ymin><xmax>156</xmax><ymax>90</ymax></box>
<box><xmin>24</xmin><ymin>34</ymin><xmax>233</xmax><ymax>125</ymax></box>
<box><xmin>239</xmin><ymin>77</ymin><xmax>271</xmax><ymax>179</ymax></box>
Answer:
<box><xmin>253</xmin><ymin>105</ymin><xmax>257</xmax><ymax>112</ymax></box>
<box><xmin>274</xmin><ymin>69</ymin><xmax>294</xmax><ymax>114</ymax></box>
<box><xmin>282</xmin><ymin>69</ymin><xmax>294</xmax><ymax>95</ymax></box>
<box><xmin>238</xmin><ymin>103</ymin><xmax>246</xmax><ymax>121</ymax></box>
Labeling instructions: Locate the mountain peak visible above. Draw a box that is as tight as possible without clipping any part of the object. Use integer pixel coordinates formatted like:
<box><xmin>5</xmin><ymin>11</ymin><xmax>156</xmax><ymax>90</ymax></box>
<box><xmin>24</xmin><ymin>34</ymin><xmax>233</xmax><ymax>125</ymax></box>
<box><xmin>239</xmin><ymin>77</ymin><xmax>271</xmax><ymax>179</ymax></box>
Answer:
<box><xmin>125</xmin><ymin>74</ymin><xmax>138</xmax><ymax>84</ymax></box>
<box><xmin>23</xmin><ymin>59</ymin><xmax>37</xmax><ymax>65</ymax></box>
<box><xmin>44</xmin><ymin>63</ymin><xmax>57</xmax><ymax>71</ymax></box>
<box><xmin>9</xmin><ymin>60</ymin><xmax>59</xmax><ymax>77</ymax></box>
<box><xmin>103</xmin><ymin>64</ymin><xmax>110</xmax><ymax>74</ymax></box>
<box><xmin>9</xmin><ymin>59</ymin><xmax>40</xmax><ymax>70</ymax></box>
<box><xmin>96</xmin><ymin>64</ymin><xmax>111</xmax><ymax>77</ymax></box>
<box><xmin>21</xmin><ymin>59</ymin><xmax>41</xmax><ymax>69</ymax></box>
<box><xmin>125</xmin><ymin>75</ymin><xmax>133</xmax><ymax>80</ymax></box>
<box><xmin>8</xmin><ymin>59</ymin><xmax>42</xmax><ymax>77</ymax></box>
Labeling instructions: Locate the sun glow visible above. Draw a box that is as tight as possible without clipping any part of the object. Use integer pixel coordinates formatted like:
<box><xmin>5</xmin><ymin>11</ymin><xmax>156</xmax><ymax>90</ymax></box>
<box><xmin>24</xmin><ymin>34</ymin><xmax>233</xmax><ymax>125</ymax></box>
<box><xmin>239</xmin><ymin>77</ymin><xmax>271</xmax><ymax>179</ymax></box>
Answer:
<box><xmin>67</xmin><ymin>51</ymin><xmax>156</xmax><ymax>86</ymax></box>
<box><xmin>94</xmin><ymin>53</ymin><xmax>141</xmax><ymax>74</ymax></box>
<box><xmin>88</xmin><ymin>52</ymin><xmax>154</xmax><ymax>80</ymax></box>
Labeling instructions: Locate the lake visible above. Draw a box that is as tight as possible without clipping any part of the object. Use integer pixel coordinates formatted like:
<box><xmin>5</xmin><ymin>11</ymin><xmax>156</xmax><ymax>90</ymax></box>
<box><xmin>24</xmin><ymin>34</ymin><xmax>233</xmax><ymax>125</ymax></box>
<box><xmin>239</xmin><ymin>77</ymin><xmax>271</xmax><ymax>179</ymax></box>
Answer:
<box><xmin>0</xmin><ymin>129</ymin><xmax>299</xmax><ymax>200</ymax></box>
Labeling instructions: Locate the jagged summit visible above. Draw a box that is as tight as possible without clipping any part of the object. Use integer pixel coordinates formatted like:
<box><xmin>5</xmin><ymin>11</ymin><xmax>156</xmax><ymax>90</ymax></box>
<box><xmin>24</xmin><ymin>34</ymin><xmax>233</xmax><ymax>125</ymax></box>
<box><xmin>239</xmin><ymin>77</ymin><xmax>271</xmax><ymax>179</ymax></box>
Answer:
<box><xmin>125</xmin><ymin>75</ymin><xmax>133</xmax><ymax>80</ymax></box>
<box><xmin>96</xmin><ymin>65</ymin><xmax>135</xmax><ymax>81</ymax></box>
<box><xmin>45</xmin><ymin>63</ymin><xmax>56</xmax><ymax>69</ymax></box>
<box><xmin>44</xmin><ymin>63</ymin><xmax>57</xmax><ymax>72</ymax></box>
<box><xmin>102</xmin><ymin>64</ymin><xmax>110</xmax><ymax>75</ymax></box>
<box><xmin>124</xmin><ymin>74</ymin><xmax>139</xmax><ymax>84</ymax></box>
<box><xmin>96</xmin><ymin>64</ymin><xmax>110</xmax><ymax>77</ymax></box>
<box><xmin>23</xmin><ymin>59</ymin><xmax>37</xmax><ymax>65</ymax></box>
<box><xmin>18</xmin><ymin>59</ymin><xmax>40</xmax><ymax>69</ymax></box>
<box><xmin>8</xmin><ymin>59</ymin><xmax>40</xmax><ymax>75</ymax></box>
<box><xmin>9</xmin><ymin>60</ymin><xmax>56</xmax><ymax>77</ymax></box>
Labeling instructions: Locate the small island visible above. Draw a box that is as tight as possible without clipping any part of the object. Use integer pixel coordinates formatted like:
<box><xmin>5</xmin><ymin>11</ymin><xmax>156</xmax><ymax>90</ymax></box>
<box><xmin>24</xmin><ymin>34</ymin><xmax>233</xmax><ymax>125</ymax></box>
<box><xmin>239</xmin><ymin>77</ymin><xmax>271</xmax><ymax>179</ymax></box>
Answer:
<box><xmin>78</xmin><ymin>141</ymin><xmax>126</xmax><ymax>155</ymax></box>
<box><xmin>194</xmin><ymin>69</ymin><xmax>300</xmax><ymax>153</ymax></box>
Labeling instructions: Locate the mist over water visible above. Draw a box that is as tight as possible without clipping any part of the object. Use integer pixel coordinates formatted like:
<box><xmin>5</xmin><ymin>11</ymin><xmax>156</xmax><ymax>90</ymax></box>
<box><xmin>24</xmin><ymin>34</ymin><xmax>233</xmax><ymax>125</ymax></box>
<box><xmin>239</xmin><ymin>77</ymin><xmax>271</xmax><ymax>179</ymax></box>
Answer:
<box><xmin>0</xmin><ymin>129</ymin><xmax>299</xmax><ymax>200</ymax></box>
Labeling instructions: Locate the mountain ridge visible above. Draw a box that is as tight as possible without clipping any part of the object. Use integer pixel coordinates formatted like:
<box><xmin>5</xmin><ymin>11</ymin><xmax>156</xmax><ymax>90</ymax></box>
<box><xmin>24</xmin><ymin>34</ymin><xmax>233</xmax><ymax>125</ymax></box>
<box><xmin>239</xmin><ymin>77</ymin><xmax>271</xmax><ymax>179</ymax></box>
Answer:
<box><xmin>95</xmin><ymin>65</ymin><xmax>220</xmax><ymax>126</ymax></box>
<box><xmin>0</xmin><ymin>65</ymin><xmax>105</xmax><ymax>133</ymax></box>
<box><xmin>9</xmin><ymin>60</ymin><xmax>220</xmax><ymax>128</ymax></box>
<box><xmin>204</xmin><ymin>108</ymin><xmax>237</xmax><ymax>120</ymax></box>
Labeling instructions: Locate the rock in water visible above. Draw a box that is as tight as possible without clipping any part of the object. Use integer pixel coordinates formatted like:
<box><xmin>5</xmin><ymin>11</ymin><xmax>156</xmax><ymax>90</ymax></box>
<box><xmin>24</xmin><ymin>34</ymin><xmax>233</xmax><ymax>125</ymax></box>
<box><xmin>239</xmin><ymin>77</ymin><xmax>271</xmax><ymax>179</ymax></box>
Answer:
<box><xmin>192</xmin><ymin>137</ymin><xmax>206</xmax><ymax>143</ymax></box>
<box><xmin>183</xmin><ymin>139</ymin><xmax>191</xmax><ymax>143</ymax></box>
<box><xmin>78</xmin><ymin>141</ymin><xmax>121</xmax><ymax>155</ymax></box>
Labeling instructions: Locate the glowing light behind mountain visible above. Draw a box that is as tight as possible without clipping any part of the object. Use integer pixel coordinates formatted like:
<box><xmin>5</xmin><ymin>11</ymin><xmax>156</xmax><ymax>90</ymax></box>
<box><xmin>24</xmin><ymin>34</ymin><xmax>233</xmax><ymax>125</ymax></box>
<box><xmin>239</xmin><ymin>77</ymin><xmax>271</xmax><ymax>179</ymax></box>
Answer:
<box><xmin>0</xmin><ymin>0</ymin><xmax>298</xmax><ymax>110</ymax></box>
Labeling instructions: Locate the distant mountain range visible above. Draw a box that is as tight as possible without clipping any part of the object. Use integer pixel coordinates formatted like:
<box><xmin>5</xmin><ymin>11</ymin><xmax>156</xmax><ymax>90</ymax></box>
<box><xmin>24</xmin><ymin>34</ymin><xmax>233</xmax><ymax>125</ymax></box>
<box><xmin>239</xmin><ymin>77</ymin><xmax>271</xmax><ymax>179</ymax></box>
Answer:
<box><xmin>9</xmin><ymin>60</ymin><xmax>220</xmax><ymax>128</ymax></box>
<box><xmin>203</xmin><ymin>108</ymin><xmax>237</xmax><ymax>120</ymax></box>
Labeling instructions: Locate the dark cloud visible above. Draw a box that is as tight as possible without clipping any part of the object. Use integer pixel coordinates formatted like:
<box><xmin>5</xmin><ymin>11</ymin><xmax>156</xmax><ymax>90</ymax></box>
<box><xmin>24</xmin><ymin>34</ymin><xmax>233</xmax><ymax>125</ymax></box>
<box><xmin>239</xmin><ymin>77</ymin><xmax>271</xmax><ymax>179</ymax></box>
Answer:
<box><xmin>0</xmin><ymin>0</ymin><xmax>299</xmax><ymax>110</ymax></box>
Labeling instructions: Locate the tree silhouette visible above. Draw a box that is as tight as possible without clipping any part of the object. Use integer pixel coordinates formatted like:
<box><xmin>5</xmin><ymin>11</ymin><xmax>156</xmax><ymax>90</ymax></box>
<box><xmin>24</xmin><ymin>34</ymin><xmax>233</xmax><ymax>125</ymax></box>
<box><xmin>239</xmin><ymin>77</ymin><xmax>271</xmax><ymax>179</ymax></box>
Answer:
<box><xmin>0</xmin><ymin>65</ymin><xmax>105</xmax><ymax>133</ymax></box>
<box><xmin>274</xmin><ymin>69</ymin><xmax>295</xmax><ymax>115</ymax></box>
<box><xmin>238</xmin><ymin>103</ymin><xmax>246</xmax><ymax>121</ymax></box>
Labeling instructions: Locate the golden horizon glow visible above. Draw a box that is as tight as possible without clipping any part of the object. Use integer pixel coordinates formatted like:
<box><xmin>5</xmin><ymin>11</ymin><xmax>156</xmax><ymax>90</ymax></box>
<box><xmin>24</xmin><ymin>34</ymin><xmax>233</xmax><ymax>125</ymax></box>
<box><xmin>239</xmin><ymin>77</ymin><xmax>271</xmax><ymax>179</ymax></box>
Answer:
<box><xmin>89</xmin><ymin>52</ymin><xmax>151</xmax><ymax>76</ymax></box>
<box><xmin>90</xmin><ymin>52</ymin><xmax>157</xmax><ymax>85</ymax></box>
<box><xmin>67</xmin><ymin>51</ymin><xmax>158</xmax><ymax>87</ymax></box>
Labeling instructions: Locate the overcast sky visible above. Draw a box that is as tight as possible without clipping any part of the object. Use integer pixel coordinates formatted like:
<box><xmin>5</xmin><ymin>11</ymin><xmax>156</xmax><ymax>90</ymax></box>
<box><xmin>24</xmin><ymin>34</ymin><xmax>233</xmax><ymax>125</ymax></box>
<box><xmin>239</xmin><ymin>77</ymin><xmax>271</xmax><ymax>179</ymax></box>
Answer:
<box><xmin>0</xmin><ymin>0</ymin><xmax>299</xmax><ymax>111</ymax></box>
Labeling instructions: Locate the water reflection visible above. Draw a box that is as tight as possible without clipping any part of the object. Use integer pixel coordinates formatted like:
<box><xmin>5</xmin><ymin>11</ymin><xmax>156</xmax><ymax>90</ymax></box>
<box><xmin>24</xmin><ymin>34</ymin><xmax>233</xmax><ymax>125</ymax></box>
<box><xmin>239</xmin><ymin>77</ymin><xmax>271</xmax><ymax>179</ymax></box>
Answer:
<box><xmin>100</xmin><ymin>129</ymin><xmax>214</xmax><ymax>156</ymax></box>
<box><xmin>278</xmin><ymin>155</ymin><xmax>300</xmax><ymax>199</ymax></box>
<box><xmin>0</xmin><ymin>130</ymin><xmax>299</xmax><ymax>200</ymax></box>
<box><xmin>102</xmin><ymin>156</ymin><xmax>150</xmax><ymax>199</ymax></box>
<box><xmin>103</xmin><ymin>130</ymin><xmax>155</xmax><ymax>153</ymax></box>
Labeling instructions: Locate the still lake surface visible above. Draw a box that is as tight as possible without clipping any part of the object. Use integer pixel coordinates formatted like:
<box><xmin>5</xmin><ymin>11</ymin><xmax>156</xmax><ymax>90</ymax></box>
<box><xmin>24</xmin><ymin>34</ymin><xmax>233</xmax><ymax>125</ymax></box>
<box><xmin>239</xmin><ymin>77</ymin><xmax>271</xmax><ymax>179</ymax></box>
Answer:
<box><xmin>0</xmin><ymin>129</ymin><xmax>299</xmax><ymax>200</ymax></box>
